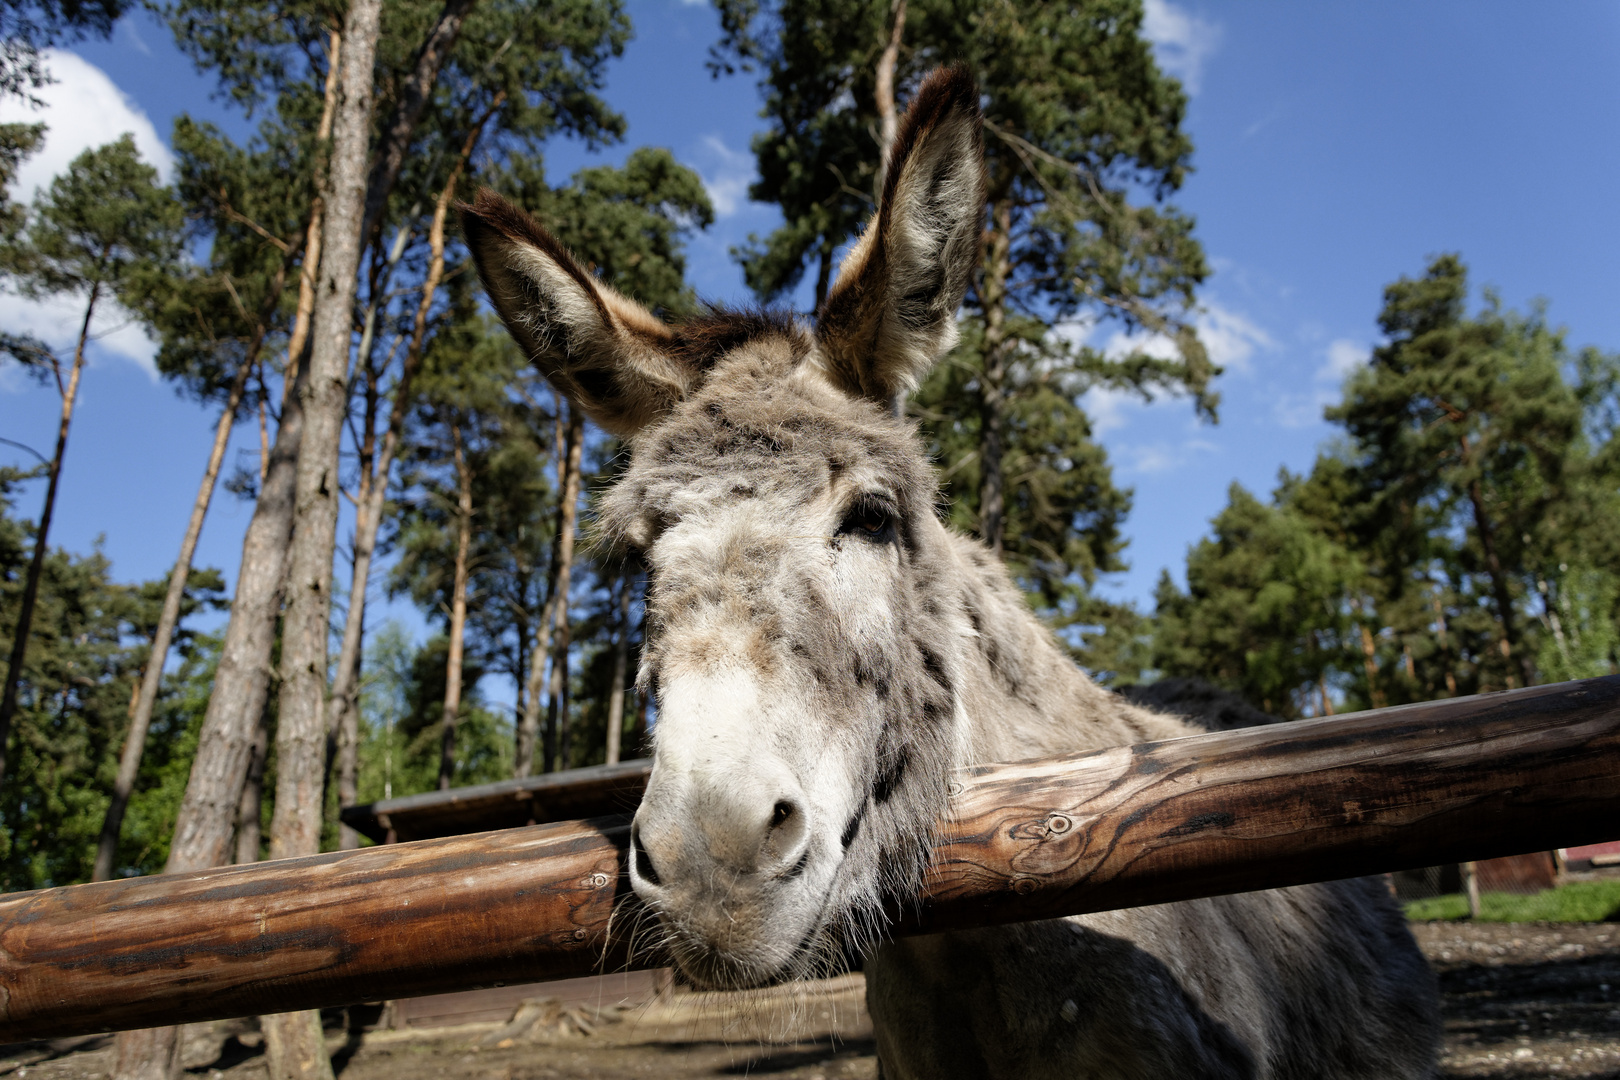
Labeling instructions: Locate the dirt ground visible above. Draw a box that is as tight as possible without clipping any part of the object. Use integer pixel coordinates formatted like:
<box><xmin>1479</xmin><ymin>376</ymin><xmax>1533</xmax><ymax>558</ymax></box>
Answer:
<box><xmin>10</xmin><ymin>922</ymin><xmax>1620</xmax><ymax>1079</ymax></box>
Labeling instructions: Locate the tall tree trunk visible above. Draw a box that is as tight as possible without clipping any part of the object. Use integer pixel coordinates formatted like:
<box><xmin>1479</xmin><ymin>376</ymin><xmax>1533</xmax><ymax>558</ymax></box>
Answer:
<box><xmin>1465</xmin><ymin>472</ymin><xmax>1535</xmax><ymax>688</ymax></box>
<box><xmin>327</xmin><ymin>106</ymin><xmax>495</xmax><ymax>836</ymax></box>
<box><xmin>359</xmin><ymin>0</ymin><xmax>478</xmax><ymax>249</ymax></box>
<box><xmin>92</xmin><ymin>349</ymin><xmax>254</xmax><ymax>882</ymax></box>
<box><xmin>235</xmin><ymin>704</ymin><xmax>269</xmax><ymax>864</ymax></box>
<box><xmin>438</xmin><ymin>421</ymin><xmax>473</xmax><ymax>791</ymax></box>
<box><xmin>1434</xmin><ymin>590</ymin><xmax>1459</xmax><ymax>697</ymax></box>
<box><xmin>977</xmin><ymin>199</ymin><xmax>1013</xmax><ymax>555</ymax></box>
<box><xmin>604</xmin><ymin>569</ymin><xmax>633</xmax><ymax>765</ymax></box>
<box><xmin>0</xmin><ymin>279</ymin><xmax>98</xmax><ymax>788</ymax></box>
<box><xmin>330</xmin><ymin>315</ymin><xmax>380</xmax><ymax>852</ymax></box>
<box><xmin>539</xmin><ymin>408</ymin><xmax>584</xmax><ymax>774</ymax></box>
<box><xmin>262</xmin><ymin>1</ymin><xmax>381</xmax><ymax>1077</ymax></box>
<box><xmin>259</xmin><ymin>396</ymin><xmax>271</xmax><ymax>481</ymax></box>
<box><xmin>814</xmin><ymin>243</ymin><xmax>832</xmax><ymax>313</ymax></box>
<box><xmin>548</xmin><ymin>598</ymin><xmax>573</xmax><ymax>772</ymax></box>
<box><xmin>1358</xmin><ymin>621</ymin><xmax>1387</xmax><ymax>710</ymax></box>
<box><xmin>111</xmin><ymin>29</ymin><xmax>341</xmax><ymax>1080</ymax></box>
<box><xmin>516</xmin><ymin>406</ymin><xmax>579</xmax><ymax>777</ymax></box>
<box><xmin>873</xmin><ymin>0</ymin><xmax>906</xmax><ymax>191</ymax></box>
<box><xmin>112</xmin><ymin>1029</ymin><xmax>181</xmax><ymax>1080</ymax></box>
<box><xmin>282</xmin><ymin>29</ymin><xmax>342</xmax><ymax>406</ymax></box>
<box><xmin>109</xmin><ymin>365</ymin><xmax>308</xmax><ymax>1080</ymax></box>
<box><xmin>629</xmin><ymin>603</ymin><xmax>649</xmax><ymax>757</ymax></box>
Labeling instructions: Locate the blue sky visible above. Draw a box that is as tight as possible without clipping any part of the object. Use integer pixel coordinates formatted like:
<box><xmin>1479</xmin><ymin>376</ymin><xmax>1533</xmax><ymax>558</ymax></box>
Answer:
<box><xmin>1</xmin><ymin>1</ymin><xmax>1618</xmax><ymax>670</ymax></box>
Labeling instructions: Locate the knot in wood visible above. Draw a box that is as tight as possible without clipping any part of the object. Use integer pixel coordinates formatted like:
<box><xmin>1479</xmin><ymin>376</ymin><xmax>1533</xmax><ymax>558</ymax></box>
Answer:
<box><xmin>573</xmin><ymin>928</ymin><xmax>588</xmax><ymax>940</ymax></box>
<box><xmin>1045</xmin><ymin>813</ymin><xmax>1073</xmax><ymax>835</ymax></box>
<box><xmin>946</xmin><ymin>781</ymin><xmax>964</xmax><ymax>798</ymax></box>
<box><xmin>585</xmin><ymin>873</ymin><xmax>611</xmax><ymax>889</ymax></box>
<box><xmin>1011</xmin><ymin>875</ymin><xmax>1038</xmax><ymax>895</ymax></box>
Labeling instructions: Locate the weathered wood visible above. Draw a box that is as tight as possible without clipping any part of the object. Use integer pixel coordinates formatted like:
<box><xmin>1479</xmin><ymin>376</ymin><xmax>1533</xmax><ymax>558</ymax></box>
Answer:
<box><xmin>0</xmin><ymin>817</ymin><xmax>630</xmax><ymax>1041</ymax></box>
<box><xmin>912</xmin><ymin>675</ymin><xmax>1620</xmax><ymax>931</ymax></box>
<box><xmin>341</xmin><ymin>758</ymin><xmax>652</xmax><ymax>843</ymax></box>
<box><xmin>5</xmin><ymin>677</ymin><xmax>1620</xmax><ymax>1042</ymax></box>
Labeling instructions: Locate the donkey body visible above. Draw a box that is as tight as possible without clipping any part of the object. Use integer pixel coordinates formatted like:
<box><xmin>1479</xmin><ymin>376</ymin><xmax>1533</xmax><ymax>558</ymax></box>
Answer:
<box><xmin>464</xmin><ymin>66</ymin><xmax>1439</xmax><ymax>1080</ymax></box>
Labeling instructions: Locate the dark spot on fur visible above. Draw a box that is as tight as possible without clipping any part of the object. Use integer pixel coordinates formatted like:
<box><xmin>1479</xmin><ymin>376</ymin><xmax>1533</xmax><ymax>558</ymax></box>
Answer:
<box><xmin>840</xmin><ymin>803</ymin><xmax>866</xmax><ymax>850</ymax></box>
<box><xmin>872</xmin><ymin>749</ymin><xmax>909</xmax><ymax>805</ymax></box>
<box><xmin>918</xmin><ymin>644</ymin><xmax>950</xmax><ymax>691</ymax></box>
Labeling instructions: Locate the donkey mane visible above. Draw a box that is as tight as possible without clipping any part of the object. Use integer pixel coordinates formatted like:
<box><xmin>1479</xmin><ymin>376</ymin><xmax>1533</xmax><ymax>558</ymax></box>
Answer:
<box><xmin>664</xmin><ymin>305</ymin><xmax>805</xmax><ymax>368</ymax></box>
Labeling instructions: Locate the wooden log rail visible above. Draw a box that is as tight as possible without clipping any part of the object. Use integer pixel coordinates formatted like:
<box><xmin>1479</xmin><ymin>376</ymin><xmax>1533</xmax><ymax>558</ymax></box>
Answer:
<box><xmin>5</xmin><ymin>677</ymin><xmax>1620</xmax><ymax>1041</ymax></box>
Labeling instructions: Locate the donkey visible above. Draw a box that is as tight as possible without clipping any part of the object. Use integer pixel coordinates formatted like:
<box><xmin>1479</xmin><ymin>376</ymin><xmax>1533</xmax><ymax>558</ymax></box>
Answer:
<box><xmin>462</xmin><ymin>66</ymin><xmax>1440</xmax><ymax>1080</ymax></box>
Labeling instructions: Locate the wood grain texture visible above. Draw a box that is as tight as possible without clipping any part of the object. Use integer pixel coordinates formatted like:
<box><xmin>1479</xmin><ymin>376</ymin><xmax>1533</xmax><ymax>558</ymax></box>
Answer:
<box><xmin>0</xmin><ymin>816</ymin><xmax>631</xmax><ymax>1040</ymax></box>
<box><xmin>6</xmin><ymin>678</ymin><xmax>1620</xmax><ymax>1042</ymax></box>
<box><xmin>913</xmin><ymin>675</ymin><xmax>1620</xmax><ymax>932</ymax></box>
<box><xmin>340</xmin><ymin>758</ymin><xmax>652</xmax><ymax>842</ymax></box>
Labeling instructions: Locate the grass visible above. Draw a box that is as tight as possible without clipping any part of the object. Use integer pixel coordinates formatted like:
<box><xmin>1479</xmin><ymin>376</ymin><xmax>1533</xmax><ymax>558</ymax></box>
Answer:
<box><xmin>1405</xmin><ymin>879</ymin><xmax>1620</xmax><ymax>922</ymax></box>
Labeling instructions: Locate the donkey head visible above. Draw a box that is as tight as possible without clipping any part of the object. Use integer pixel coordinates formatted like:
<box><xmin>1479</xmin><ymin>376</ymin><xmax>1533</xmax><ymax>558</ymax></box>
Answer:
<box><xmin>463</xmin><ymin>67</ymin><xmax>985</xmax><ymax>989</ymax></box>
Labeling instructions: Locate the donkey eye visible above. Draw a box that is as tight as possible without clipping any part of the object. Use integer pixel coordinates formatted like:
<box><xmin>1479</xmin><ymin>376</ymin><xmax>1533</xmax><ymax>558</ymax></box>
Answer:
<box><xmin>838</xmin><ymin>496</ymin><xmax>896</xmax><ymax>542</ymax></box>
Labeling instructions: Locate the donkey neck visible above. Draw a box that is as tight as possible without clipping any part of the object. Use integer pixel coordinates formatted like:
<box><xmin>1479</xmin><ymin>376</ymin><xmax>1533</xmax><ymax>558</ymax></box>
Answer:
<box><xmin>931</xmin><ymin>522</ymin><xmax>1194</xmax><ymax>766</ymax></box>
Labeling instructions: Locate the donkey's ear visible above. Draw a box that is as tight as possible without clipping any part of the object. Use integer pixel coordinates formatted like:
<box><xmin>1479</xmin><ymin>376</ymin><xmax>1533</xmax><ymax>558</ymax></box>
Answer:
<box><xmin>816</xmin><ymin>65</ymin><xmax>985</xmax><ymax>406</ymax></box>
<box><xmin>460</xmin><ymin>188</ymin><xmax>693</xmax><ymax>436</ymax></box>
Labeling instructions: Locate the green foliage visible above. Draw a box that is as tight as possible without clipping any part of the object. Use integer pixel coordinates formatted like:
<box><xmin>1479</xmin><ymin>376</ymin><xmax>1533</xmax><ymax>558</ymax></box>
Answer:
<box><xmin>1152</xmin><ymin>254</ymin><xmax>1620</xmax><ymax>715</ymax></box>
<box><xmin>718</xmin><ymin>0</ymin><xmax>1215</xmax><ymax>666</ymax></box>
<box><xmin>0</xmin><ymin>121</ymin><xmax>41</xmax><ymax>235</ymax></box>
<box><xmin>913</xmin><ymin>316</ymin><xmax>1142</xmax><ymax>667</ymax></box>
<box><xmin>1406</xmin><ymin>880</ymin><xmax>1620</xmax><ymax>923</ymax></box>
<box><xmin>7</xmin><ymin>134</ymin><xmax>183</xmax><ymax>305</ymax></box>
<box><xmin>0</xmin><ymin>468</ymin><xmax>226</xmax><ymax>888</ymax></box>
<box><xmin>1153</xmin><ymin>482</ymin><xmax>1362</xmax><ymax>718</ymax></box>
<box><xmin>1534</xmin><ymin>567</ymin><xmax>1620</xmax><ymax>684</ymax></box>
<box><xmin>721</xmin><ymin>0</ymin><xmax>1215</xmax><ymax>406</ymax></box>
<box><xmin>0</xmin><ymin>0</ymin><xmax>129</xmax><ymax>101</ymax></box>
<box><xmin>488</xmin><ymin>147</ymin><xmax>713</xmax><ymax>316</ymax></box>
<box><xmin>113</xmin><ymin>634</ymin><xmax>220</xmax><ymax>876</ymax></box>
<box><xmin>352</xmin><ymin>624</ymin><xmax>511</xmax><ymax>803</ymax></box>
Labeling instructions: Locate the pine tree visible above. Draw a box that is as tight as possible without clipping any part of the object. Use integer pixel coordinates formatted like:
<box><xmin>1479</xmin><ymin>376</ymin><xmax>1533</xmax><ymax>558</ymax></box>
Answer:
<box><xmin>0</xmin><ymin>135</ymin><xmax>183</xmax><ymax>791</ymax></box>
<box><xmin>714</xmin><ymin>0</ymin><xmax>1215</xmax><ymax>661</ymax></box>
<box><xmin>1327</xmin><ymin>255</ymin><xmax>1595</xmax><ymax>691</ymax></box>
<box><xmin>1153</xmin><ymin>482</ymin><xmax>1361</xmax><ymax>718</ymax></box>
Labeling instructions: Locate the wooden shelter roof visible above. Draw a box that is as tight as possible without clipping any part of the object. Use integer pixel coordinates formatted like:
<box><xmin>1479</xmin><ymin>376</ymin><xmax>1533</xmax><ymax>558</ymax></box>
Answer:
<box><xmin>340</xmin><ymin>758</ymin><xmax>652</xmax><ymax>843</ymax></box>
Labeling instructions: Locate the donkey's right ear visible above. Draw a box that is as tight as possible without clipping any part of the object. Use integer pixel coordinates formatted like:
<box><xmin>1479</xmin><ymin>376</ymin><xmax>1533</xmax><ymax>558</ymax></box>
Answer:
<box><xmin>460</xmin><ymin>189</ymin><xmax>692</xmax><ymax>436</ymax></box>
<box><xmin>816</xmin><ymin>65</ymin><xmax>985</xmax><ymax>407</ymax></box>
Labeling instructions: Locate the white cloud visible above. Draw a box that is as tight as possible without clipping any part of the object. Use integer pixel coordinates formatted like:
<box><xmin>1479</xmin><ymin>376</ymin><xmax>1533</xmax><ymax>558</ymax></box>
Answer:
<box><xmin>1270</xmin><ymin>339</ymin><xmax>1368</xmax><ymax>428</ymax></box>
<box><xmin>0</xmin><ymin>284</ymin><xmax>160</xmax><ymax>379</ymax></box>
<box><xmin>1113</xmin><ymin>437</ymin><xmax>1219</xmax><ymax>476</ymax></box>
<box><xmin>121</xmin><ymin>20</ymin><xmax>153</xmax><ymax>57</ymax></box>
<box><xmin>0</xmin><ymin>50</ymin><xmax>173</xmax><ymax>201</ymax></box>
<box><xmin>1142</xmin><ymin>0</ymin><xmax>1222</xmax><ymax>95</ymax></box>
<box><xmin>1082</xmin><ymin>385</ymin><xmax>1138</xmax><ymax>435</ymax></box>
<box><xmin>694</xmin><ymin>134</ymin><xmax>755</xmax><ymax>219</ymax></box>
<box><xmin>1271</xmin><ymin>393</ymin><xmax>1326</xmax><ymax>430</ymax></box>
<box><xmin>1320</xmin><ymin>338</ymin><xmax>1366</xmax><ymax>381</ymax></box>
<box><xmin>1196</xmin><ymin>304</ymin><xmax>1272</xmax><ymax>375</ymax></box>
<box><xmin>0</xmin><ymin>51</ymin><xmax>171</xmax><ymax>382</ymax></box>
<box><xmin>1099</xmin><ymin>300</ymin><xmax>1273</xmax><ymax>377</ymax></box>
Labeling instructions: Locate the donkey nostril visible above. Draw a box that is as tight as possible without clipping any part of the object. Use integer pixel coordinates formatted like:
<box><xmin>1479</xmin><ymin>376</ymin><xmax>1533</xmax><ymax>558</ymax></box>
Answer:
<box><xmin>631</xmin><ymin>826</ymin><xmax>663</xmax><ymax>888</ymax></box>
<box><xmin>771</xmin><ymin>801</ymin><xmax>795</xmax><ymax>829</ymax></box>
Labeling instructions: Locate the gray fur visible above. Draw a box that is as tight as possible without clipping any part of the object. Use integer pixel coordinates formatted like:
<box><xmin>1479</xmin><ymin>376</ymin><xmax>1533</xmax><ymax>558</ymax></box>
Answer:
<box><xmin>468</xmin><ymin>66</ymin><xmax>1440</xmax><ymax>1080</ymax></box>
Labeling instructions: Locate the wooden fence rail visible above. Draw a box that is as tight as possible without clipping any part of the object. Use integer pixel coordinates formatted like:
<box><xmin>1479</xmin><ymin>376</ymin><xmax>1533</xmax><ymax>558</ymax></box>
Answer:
<box><xmin>5</xmin><ymin>677</ymin><xmax>1620</xmax><ymax>1042</ymax></box>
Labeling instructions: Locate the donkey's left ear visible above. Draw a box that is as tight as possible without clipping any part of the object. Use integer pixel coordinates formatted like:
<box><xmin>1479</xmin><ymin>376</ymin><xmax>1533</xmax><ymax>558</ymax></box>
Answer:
<box><xmin>461</xmin><ymin>188</ymin><xmax>694</xmax><ymax>436</ymax></box>
<box><xmin>816</xmin><ymin>65</ymin><xmax>985</xmax><ymax>406</ymax></box>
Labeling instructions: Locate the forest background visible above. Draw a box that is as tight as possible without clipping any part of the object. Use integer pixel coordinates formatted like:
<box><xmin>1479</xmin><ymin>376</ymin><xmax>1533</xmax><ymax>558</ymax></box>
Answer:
<box><xmin>0</xmin><ymin>0</ymin><xmax>1616</xmax><ymax>903</ymax></box>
